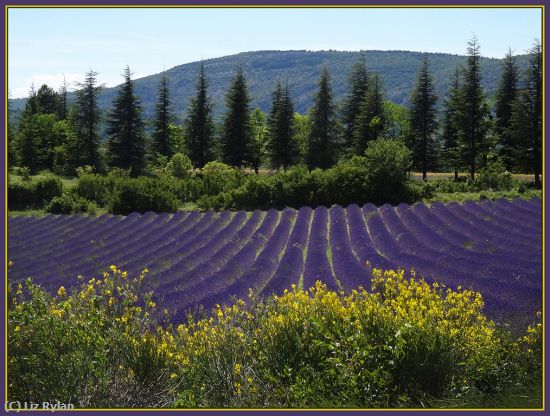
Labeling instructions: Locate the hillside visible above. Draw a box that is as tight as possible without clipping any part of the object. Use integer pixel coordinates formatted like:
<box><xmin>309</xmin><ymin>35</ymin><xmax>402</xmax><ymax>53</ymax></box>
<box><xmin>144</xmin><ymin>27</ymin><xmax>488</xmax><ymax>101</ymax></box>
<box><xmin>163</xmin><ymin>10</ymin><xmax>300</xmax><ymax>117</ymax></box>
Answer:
<box><xmin>9</xmin><ymin>49</ymin><xmax>530</xmax><ymax>123</ymax></box>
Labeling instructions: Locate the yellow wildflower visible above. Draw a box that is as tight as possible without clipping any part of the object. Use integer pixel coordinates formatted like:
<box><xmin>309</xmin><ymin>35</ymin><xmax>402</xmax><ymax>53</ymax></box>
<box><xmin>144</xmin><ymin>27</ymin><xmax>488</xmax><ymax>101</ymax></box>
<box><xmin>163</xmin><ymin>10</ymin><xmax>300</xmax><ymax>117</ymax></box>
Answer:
<box><xmin>57</xmin><ymin>286</ymin><xmax>66</xmax><ymax>297</ymax></box>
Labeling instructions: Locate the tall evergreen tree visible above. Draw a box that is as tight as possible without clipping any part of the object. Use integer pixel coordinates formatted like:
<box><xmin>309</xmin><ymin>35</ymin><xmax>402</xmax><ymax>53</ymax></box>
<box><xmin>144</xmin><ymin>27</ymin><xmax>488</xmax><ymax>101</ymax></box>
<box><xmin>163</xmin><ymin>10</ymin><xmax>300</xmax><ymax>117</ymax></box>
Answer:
<box><xmin>510</xmin><ymin>39</ymin><xmax>542</xmax><ymax>187</ymax></box>
<box><xmin>495</xmin><ymin>48</ymin><xmax>519</xmax><ymax>171</ymax></box>
<box><xmin>268</xmin><ymin>80</ymin><xmax>296</xmax><ymax>169</ymax></box>
<box><xmin>69</xmin><ymin>69</ymin><xmax>103</xmax><ymax>172</ymax></box>
<box><xmin>307</xmin><ymin>68</ymin><xmax>337</xmax><ymax>169</ymax></box>
<box><xmin>36</xmin><ymin>84</ymin><xmax>60</xmax><ymax>116</ymax></box>
<box><xmin>441</xmin><ymin>68</ymin><xmax>462</xmax><ymax>180</ymax></box>
<box><xmin>341</xmin><ymin>54</ymin><xmax>369</xmax><ymax>152</ymax></box>
<box><xmin>409</xmin><ymin>55</ymin><xmax>438</xmax><ymax>181</ymax></box>
<box><xmin>151</xmin><ymin>71</ymin><xmax>174</xmax><ymax>161</ymax></box>
<box><xmin>354</xmin><ymin>73</ymin><xmax>385</xmax><ymax>155</ymax></box>
<box><xmin>457</xmin><ymin>35</ymin><xmax>490</xmax><ymax>180</ymax></box>
<box><xmin>221</xmin><ymin>68</ymin><xmax>252</xmax><ymax>168</ymax></box>
<box><xmin>184</xmin><ymin>63</ymin><xmax>215</xmax><ymax>168</ymax></box>
<box><xmin>58</xmin><ymin>75</ymin><xmax>69</xmax><ymax>120</ymax></box>
<box><xmin>16</xmin><ymin>85</ymin><xmax>40</xmax><ymax>171</ymax></box>
<box><xmin>250</xmin><ymin>108</ymin><xmax>269</xmax><ymax>174</ymax></box>
<box><xmin>107</xmin><ymin>66</ymin><xmax>146</xmax><ymax>176</ymax></box>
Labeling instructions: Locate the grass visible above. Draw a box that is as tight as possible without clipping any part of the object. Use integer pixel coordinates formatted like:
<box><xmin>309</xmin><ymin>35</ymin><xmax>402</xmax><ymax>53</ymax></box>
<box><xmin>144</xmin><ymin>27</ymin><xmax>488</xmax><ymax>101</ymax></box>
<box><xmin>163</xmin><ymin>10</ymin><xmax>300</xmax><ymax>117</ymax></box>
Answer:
<box><xmin>422</xmin><ymin>189</ymin><xmax>541</xmax><ymax>204</ymax></box>
<box><xmin>410</xmin><ymin>172</ymin><xmax>540</xmax><ymax>183</ymax></box>
<box><xmin>8</xmin><ymin>173</ymin><xmax>77</xmax><ymax>189</ymax></box>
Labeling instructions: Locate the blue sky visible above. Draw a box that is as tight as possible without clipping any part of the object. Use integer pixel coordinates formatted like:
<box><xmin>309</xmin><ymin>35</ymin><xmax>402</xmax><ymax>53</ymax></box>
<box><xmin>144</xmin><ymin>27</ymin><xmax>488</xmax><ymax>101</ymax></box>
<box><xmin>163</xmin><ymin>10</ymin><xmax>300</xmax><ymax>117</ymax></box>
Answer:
<box><xmin>8</xmin><ymin>7</ymin><xmax>542</xmax><ymax>98</ymax></box>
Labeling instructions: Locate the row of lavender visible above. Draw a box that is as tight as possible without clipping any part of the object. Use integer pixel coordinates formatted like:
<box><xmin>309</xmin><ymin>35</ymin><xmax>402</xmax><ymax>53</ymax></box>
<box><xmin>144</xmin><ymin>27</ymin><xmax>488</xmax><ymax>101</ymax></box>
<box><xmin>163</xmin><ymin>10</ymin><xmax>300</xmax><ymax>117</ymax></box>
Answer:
<box><xmin>8</xmin><ymin>197</ymin><xmax>542</xmax><ymax>322</ymax></box>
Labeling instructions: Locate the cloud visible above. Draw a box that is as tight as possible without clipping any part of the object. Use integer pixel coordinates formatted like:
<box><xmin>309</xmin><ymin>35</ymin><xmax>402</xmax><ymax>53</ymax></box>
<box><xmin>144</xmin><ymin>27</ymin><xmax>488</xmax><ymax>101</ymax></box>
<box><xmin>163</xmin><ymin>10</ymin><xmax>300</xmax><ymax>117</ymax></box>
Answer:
<box><xmin>10</xmin><ymin>73</ymin><xmax>86</xmax><ymax>98</ymax></box>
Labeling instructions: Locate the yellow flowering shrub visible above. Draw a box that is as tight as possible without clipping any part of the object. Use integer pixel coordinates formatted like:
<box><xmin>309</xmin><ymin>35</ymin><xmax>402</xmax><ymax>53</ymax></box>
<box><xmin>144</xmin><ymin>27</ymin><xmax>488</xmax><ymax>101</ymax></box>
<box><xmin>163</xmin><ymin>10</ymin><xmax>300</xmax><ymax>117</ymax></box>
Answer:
<box><xmin>8</xmin><ymin>266</ymin><xmax>542</xmax><ymax>408</ymax></box>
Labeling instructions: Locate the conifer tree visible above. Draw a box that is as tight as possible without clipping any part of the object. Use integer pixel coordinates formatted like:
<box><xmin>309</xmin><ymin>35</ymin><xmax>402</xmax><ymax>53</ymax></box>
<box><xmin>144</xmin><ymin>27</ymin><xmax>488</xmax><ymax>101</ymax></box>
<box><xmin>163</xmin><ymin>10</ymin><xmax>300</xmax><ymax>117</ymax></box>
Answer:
<box><xmin>510</xmin><ymin>39</ymin><xmax>542</xmax><ymax>187</ymax></box>
<box><xmin>409</xmin><ymin>55</ymin><xmax>438</xmax><ymax>181</ymax></box>
<box><xmin>457</xmin><ymin>35</ymin><xmax>490</xmax><ymax>180</ymax></box>
<box><xmin>250</xmin><ymin>108</ymin><xmax>269</xmax><ymax>174</ymax></box>
<box><xmin>151</xmin><ymin>72</ymin><xmax>174</xmax><ymax>161</ymax></box>
<box><xmin>354</xmin><ymin>73</ymin><xmax>385</xmax><ymax>155</ymax></box>
<box><xmin>69</xmin><ymin>69</ymin><xmax>103</xmax><ymax>172</ymax></box>
<box><xmin>184</xmin><ymin>63</ymin><xmax>215</xmax><ymax>168</ymax></box>
<box><xmin>107</xmin><ymin>66</ymin><xmax>146</xmax><ymax>176</ymax></box>
<box><xmin>307</xmin><ymin>68</ymin><xmax>337</xmax><ymax>169</ymax></box>
<box><xmin>441</xmin><ymin>68</ymin><xmax>462</xmax><ymax>180</ymax></box>
<box><xmin>495</xmin><ymin>48</ymin><xmax>519</xmax><ymax>171</ymax></box>
<box><xmin>268</xmin><ymin>80</ymin><xmax>296</xmax><ymax>169</ymax></box>
<box><xmin>221</xmin><ymin>68</ymin><xmax>252</xmax><ymax>168</ymax></box>
<box><xmin>36</xmin><ymin>84</ymin><xmax>60</xmax><ymax>116</ymax></box>
<box><xmin>58</xmin><ymin>75</ymin><xmax>69</xmax><ymax>120</ymax></box>
<box><xmin>341</xmin><ymin>55</ymin><xmax>369</xmax><ymax>153</ymax></box>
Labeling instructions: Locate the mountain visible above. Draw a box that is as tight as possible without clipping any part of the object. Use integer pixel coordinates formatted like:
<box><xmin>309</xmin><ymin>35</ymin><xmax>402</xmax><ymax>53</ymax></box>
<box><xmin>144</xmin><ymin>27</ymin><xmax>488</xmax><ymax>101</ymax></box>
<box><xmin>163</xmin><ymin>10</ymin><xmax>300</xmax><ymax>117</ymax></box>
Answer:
<box><xmin>9</xmin><ymin>49</ymin><xmax>530</xmax><ymax>124</ymax></box>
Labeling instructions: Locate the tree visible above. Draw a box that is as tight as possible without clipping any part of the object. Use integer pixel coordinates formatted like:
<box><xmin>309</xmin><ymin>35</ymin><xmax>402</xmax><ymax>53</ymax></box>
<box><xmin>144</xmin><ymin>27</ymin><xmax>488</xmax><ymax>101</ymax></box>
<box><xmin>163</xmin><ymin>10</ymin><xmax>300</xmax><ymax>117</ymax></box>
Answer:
<box><xmin>292</xmin><ymin>113</ymin><xmax>311</xmax><ymax>165</ymax></box>
<box><xmin>17</xmin><ymin>113</ymin><xmax>60</xmax><ymax>173</ymax></box>
<box><xmin>457</xmin><ymin>35</ymin><xmax>490</xmax><ymax>180</ymax></box>
<box><xmin>58</xmin><ymin>75</ymin><xmax>69</xmax><ymax>120</ymax></box>
<box><xmin>341</xmin><ymin>55</ymin><xmax>369</xmax><ymax>153</ymax></box>
<box><xmin>307</xmin><ymin>68</ymin><xmax>337</xmax><ymax>169</ymax></box>
<box><xmin>268</xmin><ymin>81</ymin><xmax>296</xmax><ymax>169</ymax></box>
<box><xmin>495</xmin><ymin>48</ymin><xmax>519</xmax><ymax>171</ymax></box>
<box><xmin>250</xmin><ymin>108</ymin><xmax>269</xmax><ymax>174</ymax></box>
<box><xmin>184</xmin><ymin>63</ymin><xmax>215</xmax><ymax>168</ymax></box>
<box><xmin>510</xmin><ymin>39</ymin><xmax>542</xmax><ymax>187</ymax></box>
<box><xmin>36</xmin><ymin>84</ymin><xmax>60</xmax><ymax>116</ymax></box>
<box><xmin>354</xmin><ymin>73</ymin><xmax>385</xmax><ymax>155</ymax></box>
<box><xmin>107</xmin><ymin>66</ymin><xmax>146</xmax><ymax>176</ymax></box>
<box><xmin>69</xmin><ymin>69</ymin><xmax>103</xmax><ymax>173</ymax></box>
<box><xmin>151</xmin><ymin>72</ymin><xmax>175</xmax><ymax>162</ymax></box>
<box><xmin>221</xmin><ymin>68</ymin><xmax>252</xmax><ymax>168</ymax></box>
<box><xmin>409</xmin><ymin>55</ymin><xmax>438</xmax><ymax>180</ymax></box>
<box><xmin>441</xmin><ymin>68</ymin><xmax>462</xmax><ymax>180</ymax></box>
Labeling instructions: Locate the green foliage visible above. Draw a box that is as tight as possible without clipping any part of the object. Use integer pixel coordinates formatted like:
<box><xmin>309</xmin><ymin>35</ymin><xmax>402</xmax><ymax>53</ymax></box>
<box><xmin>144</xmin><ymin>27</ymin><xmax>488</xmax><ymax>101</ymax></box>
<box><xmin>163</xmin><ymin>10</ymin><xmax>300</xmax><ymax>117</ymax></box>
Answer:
<box><xmin>184</xmin><ymin>64</ymin><xmax>215</xmax><ymax>168</ymax></box>
<box><xmin>17</xmin><ymin>113</ymin><xmax>63</xmax><ymax>173</ymax></box>
<box><xmin>165</xmin><ymin>153</ymin><xmax>194</xmax><ymax>180</ymax></box>
<box><xmin>354</xmin><ymin>73</ymin><xmax>386</xmax><ymax>155</ymax></box>
<box><xmin>363</xmin><ymin>138</ymin><xmax>412</xmax><ymax>204</ymax></box>
<box><xmin>341</xmin><ymin>55</ymin><xmax>369</xmax><ymax>152</ymax></box>
<box><xmin>8</xmin><ymin>175</ymin><xmax>63</xmax><ymax>210</ymax></box>
<box><xmin>110</xmin><ymin>177</ymin><xmax>179</xmax><ymax>215</ymax></box>
<box><xmin>8</xmin><ymin>267</ymin><xmax>179</xmax><ymax>407</ymax></box>
<box><xmin>249</xmin><ymin>108</ymin><xmax>269</xmax><ymax>173</ymax></box>
<box><xmin>8</xmin><ymin>266</ymin><xmax>541</xmax><ymax>408</ymax></box>
<box><xmin>221</xmin><ymin>68</ymin><xmax>252</xmax><ymax>168</ymax></box>
<box><xmin>107</xmin><ymin>66</ymin><xmax>146</xmax><ymax>176</ymax></box>
<box><xmin>268</xmin><ymin>82</ymin><xmax>296</xmax><ymax>169</ymax></box>
<box><xmin>46</xmin><ymin>192</ymin><xmax>97</xmax><ymax>215</ymax></box>
<box><xmin>307</xmin><ymin>68</ymin><xmax>338</xmax><ymax>169</ymax></box>
<box><xmin>475</xmin><ymin>159</ymin><xmax>514</xmax><ymax>191</ymax></box>
<box><xmin>151</xmin><ymin>72</ymin><xmax>175</xmax><ymax>160</ymax></box>
<box><xmin>200</xmin><ymin>161</ymin><xmax>244</xmax><ymax>196</ymax></box>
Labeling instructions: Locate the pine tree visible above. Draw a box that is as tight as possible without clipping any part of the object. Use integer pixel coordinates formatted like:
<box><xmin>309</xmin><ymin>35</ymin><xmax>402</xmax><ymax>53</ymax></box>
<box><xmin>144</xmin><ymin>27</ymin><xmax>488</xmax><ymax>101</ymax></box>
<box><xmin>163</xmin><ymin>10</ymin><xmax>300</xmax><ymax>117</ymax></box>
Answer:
<box><xmin>250</xmin><ymin>108</ymin><xmax>269</xmax><ymax>174</ymax></box>
<box><xmin>354</xmin><ymin>73</ymin><xmax>385</xmax><ymax>155</ymax></box>
<box><xmin>221</xmin><ymin>68</ymin><xmax>252</xmax><ymax>168</ymax></box>
<box><xmin>441</xmin><ymin>68</ymin><xmax>462</xmax><ymax>180</ymax></box>
<box><xmin>58</xmin><ymin>75</ymin><xmax>69</xmax><ymax>120</ymax></box>
<box><xmin>495</xmin><ymin>48</ymin><xmax>519</xmax><ymax>171</ymax></box>
<box><xmin>510</xmin><ymin>39</ymin><xmax>542</xmax><ymax>187</ymax></box>
<box><xmin>457</xmin><ymin>35</ymin><xmax>490</xmax><ymax>180</ymax></box>
<box><xmin>184</xmin><ymin>63</ymin><xmax>215</xmax><ymax>168</ymax></box>
<box><xmin>341</xmin><ymin>55</ymin><xmax>369</xmax><ymax>153</ymax></box>
<box><xmin>409</xmin><ymin>55</ymin><xmax>438</xmax><ymax>181</ymax></box>
<box><xmin>151</xmin><ymin>72</ymin><xmax>174</xmax><ymax>161</ymax></box>
<box><xmin>268</xmin><ymin>80</ymin><xmax>296</xmax><ymax>169</ymax></box>
<box><xmin>307</xmin><ymin>68</ymin><xmax>337</xmax><ymax>169</ymax></box>
<box><xmin>107</xmin><ymin>66</ymin><xmax>146</xmax><ymax>176</ymax></box>
<box><xmin>69</xmin><ymin>69</ymin><xmax>103</xmax><ymax>172</ymax></box>
<box><xmin>36</xmin><ymin>84</ymin><xmax>60</xmax><ymax>116</ymax></box>
<box><xmin>16</xmin><ymin>85</ymin><xmax>40</xmax><ymax>171</ymax></box>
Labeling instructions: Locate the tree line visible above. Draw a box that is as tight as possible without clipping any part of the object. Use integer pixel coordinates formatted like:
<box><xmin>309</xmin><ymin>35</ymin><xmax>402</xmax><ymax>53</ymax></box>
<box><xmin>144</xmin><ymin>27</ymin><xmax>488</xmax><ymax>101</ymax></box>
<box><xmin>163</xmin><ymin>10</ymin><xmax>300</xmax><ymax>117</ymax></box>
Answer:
<box><xmin>9</xmin><ymin>36</ymin><xmax>542</xmax><ymax>187</ymax></box>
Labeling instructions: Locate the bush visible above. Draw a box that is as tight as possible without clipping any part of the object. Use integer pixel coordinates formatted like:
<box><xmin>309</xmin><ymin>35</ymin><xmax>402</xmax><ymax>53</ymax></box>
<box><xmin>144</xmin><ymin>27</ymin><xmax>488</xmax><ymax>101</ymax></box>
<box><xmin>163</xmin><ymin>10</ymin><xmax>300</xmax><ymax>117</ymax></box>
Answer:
<box><xmin>364</xmin><ymin>138</ymin><xmax>412</xmax><ymax>204</ymax></box>
<box><xmin>200</xmin><ymin>161</ymin><xmax>243</xmax><ymax>195</ymax></box>
<box><xmin>8</xmin><ymin>266</ymin><xmax>541</xmax><ymax>408</ymax></box>
<box><xmin>8</xmin><ymin>267</ymin><xmax>179</xmax><ymax>407</ymax></box>
<box><xmin>75</xmin><ymin>168</ymin><xmax>130</xmax><ymax>207</ymax></box>
<box><xmin>110</xmin><ymin>177</ymin><xmax>179</xmax><ymax>215</ymax></box>
<box><xmin>8</xmin><ymin>176</ymin><xmax>63</xmax><ymax>210</ymax></box>
<box><xmin>475</xmin><ymin>159</ymin><xmax>515</xmax><ymax>191</ymax></box>
<box><xmin>165</xmin><ymin>153</ymin><xmax>194</xmax><ymax>179</ymax></box>
<box><xmin>46</xmin><ymin>192</ymin><xmax>97</xmax><ymax>215</ymax></box>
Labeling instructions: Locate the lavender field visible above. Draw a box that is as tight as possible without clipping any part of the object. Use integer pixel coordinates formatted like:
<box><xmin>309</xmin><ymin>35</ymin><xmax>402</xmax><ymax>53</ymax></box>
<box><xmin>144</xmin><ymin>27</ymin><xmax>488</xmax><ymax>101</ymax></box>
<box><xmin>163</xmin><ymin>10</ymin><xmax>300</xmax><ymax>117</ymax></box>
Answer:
<box><xmin>8</xmin><ymin>197</ymin><xmax>542</xmax><ymax>323</ymax></box>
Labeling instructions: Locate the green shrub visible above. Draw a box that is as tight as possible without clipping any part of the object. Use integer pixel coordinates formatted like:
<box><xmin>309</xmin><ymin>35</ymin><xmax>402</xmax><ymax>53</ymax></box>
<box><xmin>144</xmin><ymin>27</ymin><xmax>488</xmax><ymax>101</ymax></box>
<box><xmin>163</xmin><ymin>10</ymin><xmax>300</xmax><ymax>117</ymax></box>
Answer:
<box><xmin>8</xmin><ymin>266</ymin><xmax>542</xmax><ymax>408</ymax></box>
<box><xmin>8</xmin><ymin>176</ymin><xmax>63</xmax><ymax>210</ymax></box>
<box><xmin>364</xmin><ymin>138</ymin><xmax>412</xmax><ymax>204</ymax></box>
<box><xmin>110</xmin><ymin>177</ymin><xmax>179</xmax><ymax>215</ymax></box>
<box><xmin>8</xmin><ymin>267</ymin><xmax>179</xmax><ymax>407</ymax></box>
<box><xmin>200</xmin><ymin>161</ymin><xmax>243</xmax><ymax>195</ymax></box>
<box><xmin>165</xmin><ymin>153</ymin><xmax>194</xmax><ymax>179</ymax></box>
<box><xmin>475</xmin><ymin>159</ymin><xmax>515</xmax><ymax>191</ymax></box>
<box><xmin>46</xmin><ymin>192</ymin><xmax>96</xmax><ymax>215</ymax></box>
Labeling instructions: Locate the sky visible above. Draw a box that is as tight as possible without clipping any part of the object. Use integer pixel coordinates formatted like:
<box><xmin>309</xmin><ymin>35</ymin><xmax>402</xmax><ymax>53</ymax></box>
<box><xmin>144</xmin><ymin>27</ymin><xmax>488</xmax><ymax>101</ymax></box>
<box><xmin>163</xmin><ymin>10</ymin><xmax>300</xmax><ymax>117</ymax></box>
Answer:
<box><xmin>8</xmin><ymin>7</ymin><xmax>542</xmax><ymax>98</ymax></box>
